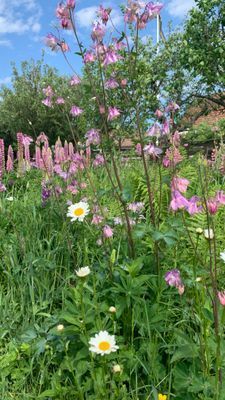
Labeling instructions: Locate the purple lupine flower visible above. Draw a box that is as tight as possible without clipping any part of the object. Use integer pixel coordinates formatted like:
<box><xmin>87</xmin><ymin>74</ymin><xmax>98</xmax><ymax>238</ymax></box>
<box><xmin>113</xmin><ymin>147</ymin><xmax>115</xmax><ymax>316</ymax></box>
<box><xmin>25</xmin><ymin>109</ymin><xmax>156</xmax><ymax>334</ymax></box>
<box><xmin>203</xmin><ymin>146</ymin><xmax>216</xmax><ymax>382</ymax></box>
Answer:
<box><xmin>70</xmin><ymin>105</ymin><xmax>84</xmax><ymax>117</ymax></box>
<box><xmin>41</xmin><ymin>182</ymin><xmax>51</xmax><ymax>205</ymax></box>
<box><xmin>165</xmin><ymin>269</ymin><xmax>182</xmax><ymax>288</ymax></box>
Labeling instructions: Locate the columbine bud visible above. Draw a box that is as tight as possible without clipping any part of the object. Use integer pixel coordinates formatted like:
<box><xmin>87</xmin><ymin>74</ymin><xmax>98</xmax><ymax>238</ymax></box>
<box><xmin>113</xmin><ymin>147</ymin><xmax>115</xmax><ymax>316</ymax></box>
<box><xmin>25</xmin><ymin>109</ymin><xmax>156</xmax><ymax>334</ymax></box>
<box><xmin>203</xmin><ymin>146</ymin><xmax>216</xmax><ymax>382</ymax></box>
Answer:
<box><xmin>57</xmin><ymin>324</ymin><xmax>64</xmax><ymax>332</ymax></box>
<box><xmin>204</xmin><ymin>228</ymin><xmax>214</xmax><ymax>240</ymax></box>
<box><xmin>109</xmin><ymin>306</ymin><xmax>116</xmax><ymax>313</ymax></box>
<box><xmin>113</xmin><ymin>364</ymin><xmax>122</xmax><ymax>373</ymax></box>
<box><xmin>196</xmin><ymin>228</ymin><xmax>203</xmax><ymax>235</ymax></box>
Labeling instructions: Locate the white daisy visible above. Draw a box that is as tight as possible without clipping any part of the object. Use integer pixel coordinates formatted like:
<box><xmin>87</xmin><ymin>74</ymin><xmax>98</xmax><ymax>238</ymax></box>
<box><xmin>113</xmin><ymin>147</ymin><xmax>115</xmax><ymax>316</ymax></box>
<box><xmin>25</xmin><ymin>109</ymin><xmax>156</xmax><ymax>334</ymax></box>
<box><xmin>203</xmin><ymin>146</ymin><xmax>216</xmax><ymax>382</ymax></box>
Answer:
<box><xmin>75</xmin><ymin>266</ymin><xmax>91</xmax><ymax>277</ymax></box>
<box><xmin>89</xmin><ymin>330</ymin><xmax>119</xmax><ymax>356</ymax></box>
<box><xmin>67</xmin><ymin>201</ymin><xmax>89</xmax><ymax>222</ymax></box>
<box><xmin>220</xmin><ymin>251</ymin><xmax>225</xmax><ymax>263</ymax></box>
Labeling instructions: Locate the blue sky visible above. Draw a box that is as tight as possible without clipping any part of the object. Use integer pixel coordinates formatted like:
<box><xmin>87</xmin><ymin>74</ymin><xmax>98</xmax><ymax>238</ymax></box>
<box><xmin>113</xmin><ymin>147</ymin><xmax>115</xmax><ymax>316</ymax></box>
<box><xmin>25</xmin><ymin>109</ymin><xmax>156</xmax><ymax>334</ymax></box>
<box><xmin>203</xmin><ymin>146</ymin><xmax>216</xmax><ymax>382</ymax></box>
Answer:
<box><xmin>0</xmin><ymin>0</ymin><xmax>195</xmax><ymax>86</ymax></box>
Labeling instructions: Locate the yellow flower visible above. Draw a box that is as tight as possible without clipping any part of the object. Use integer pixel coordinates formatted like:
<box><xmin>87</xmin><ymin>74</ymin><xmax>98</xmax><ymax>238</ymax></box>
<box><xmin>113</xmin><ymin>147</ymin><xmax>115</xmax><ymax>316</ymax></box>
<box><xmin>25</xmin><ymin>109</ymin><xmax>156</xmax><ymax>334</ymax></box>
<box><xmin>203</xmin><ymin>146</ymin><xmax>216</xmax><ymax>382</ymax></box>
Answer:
<box><xmin>158</xmin><ymin>394</ymin><xmax>167</xmax><ymax>400</ymax></box>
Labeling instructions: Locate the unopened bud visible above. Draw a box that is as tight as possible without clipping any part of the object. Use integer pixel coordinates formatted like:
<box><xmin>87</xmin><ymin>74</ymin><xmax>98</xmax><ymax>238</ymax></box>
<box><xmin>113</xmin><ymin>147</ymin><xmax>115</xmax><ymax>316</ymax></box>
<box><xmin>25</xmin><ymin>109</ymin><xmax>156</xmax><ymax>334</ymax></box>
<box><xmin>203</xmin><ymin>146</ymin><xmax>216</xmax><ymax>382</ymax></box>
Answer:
<box><xmin>109</xmin><ymin>306</ymin><xmax>116</xmax><ymax>313</ymax></box>
<box><xmin>113</xmin><ymin>364</ymin><xmax>122</xmax><ymax>373</ymax></box>
<box><xmin>56</xmin><ymin>324</ymin><xmax>64</xmax><ymax>332</ymax></box>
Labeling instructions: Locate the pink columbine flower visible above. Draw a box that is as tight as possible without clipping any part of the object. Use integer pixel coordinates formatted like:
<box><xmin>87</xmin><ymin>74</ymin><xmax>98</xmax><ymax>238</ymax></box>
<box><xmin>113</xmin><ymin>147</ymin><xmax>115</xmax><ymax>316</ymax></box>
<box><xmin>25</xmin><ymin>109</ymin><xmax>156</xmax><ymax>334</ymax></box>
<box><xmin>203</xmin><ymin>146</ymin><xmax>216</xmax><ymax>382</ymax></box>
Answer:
<box><xmin>93</xmin><ymin>154</ymin><xmax>105</xmax><ymax>167</ymax></box>
<box><xmin>162</xmin><ymin>120</ymin><xmax>170</xmax><ymax>135</ymax></box>
<box><xmin>84</xmin><ymin>51</ymin><xmax>96</xmax><ymax>63</ymax></box>
<box><xmin>0</xmin><ymin>182</ymin><xmax>6</xmax><ymax>192</ymax></box>
<box><xmin>216</xmin><ymin>191</ymin><xmax>225</xmax><ymax>205</ymax></box>
<box><xmin>98</xmin><ymin>5</ymin><xmax>112</xmax><ymax>24</ymax></box>
<box><xmin>146</xmin><ymin>123</ymin><xmax>161</xmax><ymax>137</ymax></box>
<box><xmin>61</xmin><ymin>41</ymin><xmax>70</xmax><ymax>52</ymax></box>
<box><xmin>103</xmin><ymin>50</ymin><xmax>121</xmax><ymax>66</ymax></box>
<box><xmin>56</xmin><ymin>97</ymin><xmax>65</xmax><ymax>104</ymax></box>
<box><xmin>66</xmin><ymin>0</ymin><xmax>75</xmax><ymax>8</ymax></box>
<box><xmin>70</xmin><ymin>105</ymin><xmax>83</xmax><ymax>117</ymax></box>
<box><xmin>43</xmin><ymin>86</ymin><xmax>54</xmax><ymax>97</ymax></box>
<box><xmin>56</xmin><ymin>3</ymin><xmax>70</xmax><ymax>19</ymax></box>
<box><xmin>128</xmin><ymin>202</ymin><xmax>144</xmax><ymax>213</ymax></box>
<box><xmin>103</xmin><ymin>225</ymin><xmax>114</xmax><ymax>238</ymax></box>
<box><xmin>108</xmin><ymin>107</ymin><xmax>121</xmax><ymax>121</ymax></box>
<box><xmin>61</xmin><ymin>17</ymin><xmax>72</xmax><ymax>29</ymax></box>
<box><xmin>165</xmin><ymin>269</ymin><xmax>182</xmax><ymax>288</ymax></box>
<box><xmin>154</xmin><ymin>109</ymin><xmax>164</xmax><ymax>119</ymax></box>
<box><xmin>105</xmin><ymin>78</ymin><xmax>119</xmax><ymax>89</ymax></box>
<box><xmin>145</xmin><ymin>2</ymin><xmax>163</xmax><ymax>19</ymax></box>
<box><xmin>91</xmin><ymin>22</ymin><xmax>106</xmax><ymax>42</ymax></box>
<box><xmin>92</xmin><ymin>215</ymin><xmax>104</xmax><ymax>225</ymax></box>
<box><xmin>207</xmin><ymin>199</ymin><xmax>218</xmax><ymax>215</ymax></box>
<box><xmin>187</xmin><ymin>196</ymin><xmax>202</xmax><ymax>215</ymax></box>
<box><xmin>85</xmin><ymin>129</ymin><xmax>100</xmax><ymax>145</ymax></box>
<box><xmin>171</xmin><ymin>177</ymin><xmax>190</xmax><ymax>193</ymax></box>
<box><xmin>144</xmin><ymin>144</ymin><xmax>162</xmax><ymax>158</ymax></box>
<box><xmin>45</xmin><ymin>34</ymin><xmax>60</xmax><ymax>52</ymax></box>
<box><xmin>42</xmin><ymin>98</ymin><xmax>53</xmax><ymax>108</ymax></box>
<box><xmin>165</xmin><ymin>101</ymin><xmax>180</xmax><ymax>113</ymax></box>
<box><xmin>170</xmin><ymin>190</ymin><xmax>189</xmax><ymax>211</ymax></box>
<box><xmin>218</xmin><ymin>291</ymin><xmax>225</xmax><ymax>306</ymax></box>
<box><xmin>70</xmin><ymin>75</ymin><xmax>81</xmax><ymax>85</ymax></box>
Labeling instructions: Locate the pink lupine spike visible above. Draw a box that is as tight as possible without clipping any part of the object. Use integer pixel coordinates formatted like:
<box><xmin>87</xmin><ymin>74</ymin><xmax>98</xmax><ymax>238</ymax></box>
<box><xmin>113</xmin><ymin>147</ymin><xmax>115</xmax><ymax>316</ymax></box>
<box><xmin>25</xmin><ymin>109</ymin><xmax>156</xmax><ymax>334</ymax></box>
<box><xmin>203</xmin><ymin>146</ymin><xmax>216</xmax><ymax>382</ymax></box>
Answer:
<box><xmin>35</xmin><ymin>145</ymin><xmax>42</xmax><ymax>169</ymax></box>
<box><xmin>17</xmin><ymin>132</ymin><xmax>25</xmax><ymax>175</ymax></box>
<box><xmin>69</xmin><ymin>142</ymin><xmax>74</xmax><ymax>159</ymax></box>
<box><xmin>6</xmin><ymin>145</ymin><xmax>14</xmax><ymax>172</ymax></box>
<box><xmin>64</xmin><ymin>140</ymin><xmax>69</xmax><ymax>159</ymax></box>
<box><xmin>0</xmin><ymin>139</ymin><xmax>5</xmax><ymax>178</ymax></box>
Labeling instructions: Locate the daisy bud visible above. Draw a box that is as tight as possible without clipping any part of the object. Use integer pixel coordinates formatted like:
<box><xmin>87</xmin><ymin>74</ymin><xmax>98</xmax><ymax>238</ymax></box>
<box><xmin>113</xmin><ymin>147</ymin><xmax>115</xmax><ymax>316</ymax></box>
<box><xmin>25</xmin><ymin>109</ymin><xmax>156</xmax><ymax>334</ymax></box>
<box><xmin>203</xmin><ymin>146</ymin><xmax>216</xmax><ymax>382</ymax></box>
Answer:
<box><xmin>196</xmin><ymin>228</ymin><xmax>203</xmax><ymax>235</ymax></box>
<box><xmin>112</xmin><ymin>364</ymin><xmax>122</xmax><ymax>373</ymax></box>
<box><xmin>109</xmin><ymin>306</ymin><xmax>116</xmax><ymax>313</ymax></box>
<box><xmin>57</xmin><ymin>324</ymin><xmax>64</xmax><ymax>332</ymax></box>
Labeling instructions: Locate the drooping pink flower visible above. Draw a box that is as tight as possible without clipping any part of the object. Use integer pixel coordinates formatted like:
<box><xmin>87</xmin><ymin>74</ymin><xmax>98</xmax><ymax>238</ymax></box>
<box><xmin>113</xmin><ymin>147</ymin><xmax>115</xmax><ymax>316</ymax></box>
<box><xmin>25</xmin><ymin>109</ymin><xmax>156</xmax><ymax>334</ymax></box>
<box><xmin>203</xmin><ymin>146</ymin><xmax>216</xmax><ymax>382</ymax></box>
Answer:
<box><xmin>103</xmin><ymin>225</ymin><xmax>114</xmax><ymax>238</ymax></box>
<box><xmin>56</xmin><ymin>97</ymin><xmax>65</xmax><ymax>104</ymax></box>
<box><xmin>93</xmin><ymin>154</ymin><xmax>105</xmax><ymax>167</ymax></box>
<box><xmin>56</xmin><ymin>3</ymin><xmax>70</xmax><ymax>19</ymax></box>
<box><xmin>0</xmin><ymin>182</ymin><xmax>6</xmax><ymax>192</ymax></box>
<box><xmin>154</xmin><ymin>109</ymin><xmax>164</xmax><ymax>119</ymax></box>
<box><xmin>165</xmin><ymin>269</ymin><xmax>182</xmax><ymax>288</ymax></box>
<box><xmin>108</xmin><ymin>107</ymin><xmax>121</xmax><ymax>121</ymax></box>
<box><xmin>170</xmin><ymin>190</ymin><xmax>189</xmax><ymax>211</ymax></box>
<box><xmin>91</xmin><ymin>22</ymin><xmax>106</xmax><ymax>42</ymax></box>
<box><xmin>145</xmin><ymin>2</ymin><xmax>163</xmax><ymax>19</ymax></box>
<box><xmin>146</xmin><ymin>123</ymin><xmax>161</xmax><ymax>137</ymax></box>
<box><xmin>105</xmin><ymin>78</ymin><xmax>119</xmax><ymax>89</ymax></box>
<box><xmin>70</xmin><ymin>75</ymin><xmax>81</xmax><ymax>85</ymax></box>
<box><xmin>42</xmin><ymin>98</ymin><xmax>53</xmax><ymax>108</ymax></box>
<box><xmin>216</xmin><ymin>191</ymin><xmax>225</xmax><ymax>205</ymax></box>
<box><xmin>66</xmin><ymin>0</ymin><xmax>75</xmax><ymax>9</ymax></box>
<box><xmin>162</xmin><ymin>120</ymin><xmax>170</xmax><ymax>135</ymax></box>
<box><xmin>187</xmin><ymin>196</ymin><xmax>202</xmax><ymax>215</ymax></box>
<box><xmin>144</xmin><ymin>144</ymin><xmax>162</xmax><ymax>158</ymax></box>
<box><xmin>98</xmin><ymin>5</ymin><xmax>111</xmax><ymax>25</ymax></box>
<box><xmin>61</xmin><ymin>17</ymin><xmax>72</xmax><ymax>29</ymax></box>
<box><xmin>165</xmin><ymin>101</ymin><xmax>180</xmax><ymax>113</ymax></box>
<box><xmin>218</xmin><ymin>291</ymin><xmax>225</xmax><ymax>306</ymax></box>
<box><xmin>85</xmin><ymin>129</ymin><xmax>100</xmax><ymax>145</ymax></box>
<box><xmin>70</xmin><ymin>105</ymin><xmax>84</xmax><ymax>117</ymax></box>
<box><xmin>171</xmin><ymin>177</ymin><xmax>190</xmax><ymax>193</ymax></box>
<box><xmin>43</xmin><ymin>86</ymin><xmax>54</xmax><ymax>97</ymax></box>
<box><xmin>103</xmin><ymin>50</ymin><xmax>122</xmax><ymax>66</ymax></box>
<box><xmin>61</xmin><ymin>41</ymin><xmax>70</xmax><ymax>52</ymax></box>
<box><xmin>207</xmin><ymin>199</ymin><xmax>218</xmax><ymax>215</ymax></box>
<box><xmin>92</xmin><ymin>214</ymin><xmax>104</xmax><ymax>225</ymax></box>
<box><xmin>45</xmin><ymin>34</ymin><xmax>60</xmax><ymax>52</ymax></box>
<box><xmin>84</xmin><ymin>51</ymin><xmax>96</xmax><ymax>63</ymax></box>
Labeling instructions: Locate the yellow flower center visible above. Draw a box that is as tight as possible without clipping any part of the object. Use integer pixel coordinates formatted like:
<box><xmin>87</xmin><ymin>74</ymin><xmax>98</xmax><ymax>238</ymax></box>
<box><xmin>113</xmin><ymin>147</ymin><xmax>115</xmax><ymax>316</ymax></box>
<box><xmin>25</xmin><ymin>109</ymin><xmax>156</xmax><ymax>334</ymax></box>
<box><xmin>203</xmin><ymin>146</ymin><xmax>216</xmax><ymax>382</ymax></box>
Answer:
<box><xmin>74</xmin><ymin>207</ymin><xmax>84</xmax><ymax>217</ymax></box>
<box><xmin>98</xmin><ymin>341</ymin><xmax>111</xmax><ymax>351</ymax></box>
<box><xmin>158</xmin><ymin>395</ymin><xmax>167</xmax><ymax>400</ymax></box>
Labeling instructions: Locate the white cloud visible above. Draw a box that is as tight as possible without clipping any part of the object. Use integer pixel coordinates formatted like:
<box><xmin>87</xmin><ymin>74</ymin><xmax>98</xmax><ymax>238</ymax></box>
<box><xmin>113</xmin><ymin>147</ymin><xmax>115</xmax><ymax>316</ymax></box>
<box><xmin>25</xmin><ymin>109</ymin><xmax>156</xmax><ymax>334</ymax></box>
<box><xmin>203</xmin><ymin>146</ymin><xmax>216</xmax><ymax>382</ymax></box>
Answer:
<box><xmin>167</xmin><ymin>0</ymin><xmax>195</xmax><ymax>18</ymax></box>
<box><xmin>0</xmin><ymin>0</ymin><xmax>42</xmax><ymax>35</ymax></box>
<box><xmin>0</xmin><ymin>76</ymin><xmax>11</xmax><ymax>85</ymax></box>
<box><xmin>0</xmin><ymin>39</ymin><xmax>12</xmax><ymax>47</ymax></box>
